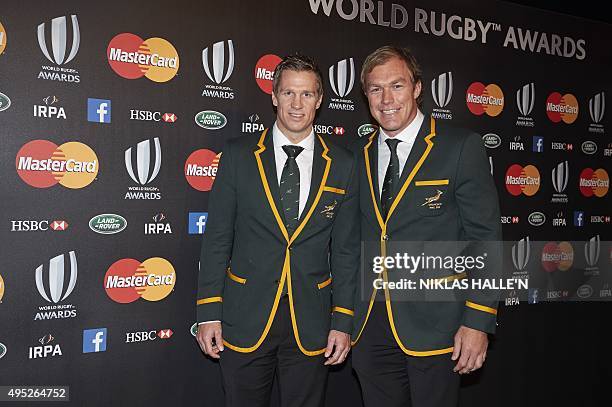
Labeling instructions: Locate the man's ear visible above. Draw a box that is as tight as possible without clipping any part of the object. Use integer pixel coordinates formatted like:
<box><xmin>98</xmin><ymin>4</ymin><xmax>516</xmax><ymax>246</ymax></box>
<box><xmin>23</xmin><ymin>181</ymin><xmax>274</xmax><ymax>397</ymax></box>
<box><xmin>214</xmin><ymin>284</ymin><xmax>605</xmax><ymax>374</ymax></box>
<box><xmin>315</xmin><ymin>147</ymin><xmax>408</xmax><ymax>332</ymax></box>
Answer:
<box><xmin>272</xmin><ymin>91</ymin><xmax>278</xmax><ymax>107</ymax></box>
<box><xmin>413</xmin><ymin>80</ymin><xmax>422</xmax><ymax>100</ymax></box>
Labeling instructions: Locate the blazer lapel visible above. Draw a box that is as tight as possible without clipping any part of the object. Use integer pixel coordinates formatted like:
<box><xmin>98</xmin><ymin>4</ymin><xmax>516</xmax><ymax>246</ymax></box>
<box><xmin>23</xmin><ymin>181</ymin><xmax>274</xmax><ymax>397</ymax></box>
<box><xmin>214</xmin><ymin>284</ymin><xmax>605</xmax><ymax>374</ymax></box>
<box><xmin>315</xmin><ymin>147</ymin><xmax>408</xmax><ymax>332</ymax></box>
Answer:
<box><xmin>363</xmin><ymin>130</ymin><xmax>385</xmax><ymax>230</ymax></box>
<box><xmin>397</xmin><ymin>118</ymin><xmax>430</xmax><ymax>188</ymax></box>
<box><xmin>300</xmin><ymin>137</ymin><xmax>324</xmax><ymax>222</ymax></box>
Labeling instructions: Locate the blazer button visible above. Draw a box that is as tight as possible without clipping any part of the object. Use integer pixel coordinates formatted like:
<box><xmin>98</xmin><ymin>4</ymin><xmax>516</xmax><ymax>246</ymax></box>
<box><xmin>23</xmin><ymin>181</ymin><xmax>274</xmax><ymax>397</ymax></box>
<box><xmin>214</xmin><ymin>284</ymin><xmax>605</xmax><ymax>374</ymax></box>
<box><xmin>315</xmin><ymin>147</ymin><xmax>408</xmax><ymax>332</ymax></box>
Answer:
<box><xmin>382</xmin><ymin>234</ymin><xmax>389</xmax><ymax>241</ymax></box>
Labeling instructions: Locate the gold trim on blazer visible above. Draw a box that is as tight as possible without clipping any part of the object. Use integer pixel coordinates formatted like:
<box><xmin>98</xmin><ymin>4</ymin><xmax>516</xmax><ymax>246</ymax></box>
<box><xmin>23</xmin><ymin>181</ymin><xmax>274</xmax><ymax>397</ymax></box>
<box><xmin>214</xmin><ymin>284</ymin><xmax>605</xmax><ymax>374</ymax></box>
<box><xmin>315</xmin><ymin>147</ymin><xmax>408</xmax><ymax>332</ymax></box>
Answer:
<box><xmin>354</xmin><ymin>118</ymin><xmax>455</xmax><ymax>356</ymax></box>
<box><xmin>223</xmin><ymin>129</ymin><xmax>332</xmax><ymax>356</ymax></box>
<box><xmin>466</xmin><ymin>301</ymin><xmax>497</xmax><ymax>315</ymax></box>
<box><xmin>333</xmin><ymin>306</ymin><xmax>354</xmax><ymax>316</ymax></box>
<box><xmin>414</xmin><ymin>179</ymin><xmax>449</xmax><ymax>186</ymax></box>
<box><xmin>322</xmin><ymin>186</ymin><xmax>346</xmax><ymax>194</ymax></box>
<box><xmin>317</xmin><ymin>277</ymin><xmax>332</xmax><ymax>289</ymax></box>
<box><xmin>197</xmin><ymin>296</ymin><xmax>222</xmax><ymax>305</ymax></box>
<box><xmin>227</xmin><ymin>268</ymin><xmax>246</xmax><ymax>284</ymax></box>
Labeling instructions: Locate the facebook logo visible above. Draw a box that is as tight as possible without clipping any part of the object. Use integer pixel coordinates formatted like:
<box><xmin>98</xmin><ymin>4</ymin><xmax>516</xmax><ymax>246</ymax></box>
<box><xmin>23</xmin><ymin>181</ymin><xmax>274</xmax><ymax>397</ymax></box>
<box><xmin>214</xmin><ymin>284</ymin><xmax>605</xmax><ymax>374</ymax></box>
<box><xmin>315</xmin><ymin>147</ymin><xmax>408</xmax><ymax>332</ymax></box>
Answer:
<box><xmin>87</xmin><ymin>98</ymin><xmax>111</xmax><ymax>123</ymax></box>
<box><xmin>532</xmin><ymin>136</ymin><xmax>544</xmax><ymax>153</ymax></box>
<box><xmin>83</xmin><ymin>328</ymin><xmax>107</xmax><ymax>353</ymax></box>
<box><xmin>188</xmin><ymin>212</ymin><xmax>208</xmax><ymax>234</ymax></box>
<box><xmin>574</xmin><ymin>211</ymin><xmax>584</xmax><ymax>227</ymax></box>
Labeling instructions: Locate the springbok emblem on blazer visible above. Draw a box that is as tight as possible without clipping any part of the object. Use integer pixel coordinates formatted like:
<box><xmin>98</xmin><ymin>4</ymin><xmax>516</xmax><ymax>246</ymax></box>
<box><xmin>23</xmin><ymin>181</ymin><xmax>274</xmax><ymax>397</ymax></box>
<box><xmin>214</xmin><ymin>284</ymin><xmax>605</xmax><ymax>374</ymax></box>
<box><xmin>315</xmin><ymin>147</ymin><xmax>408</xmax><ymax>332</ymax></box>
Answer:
<box><xmin>321</xmin><ymin>200</ymin><xmax>338</xmax><ymax>218</ymax></box>
<box><xmin>422</xmin><ymin>190</ymin><xmax>443</xmax><ymax>207</ymax></box>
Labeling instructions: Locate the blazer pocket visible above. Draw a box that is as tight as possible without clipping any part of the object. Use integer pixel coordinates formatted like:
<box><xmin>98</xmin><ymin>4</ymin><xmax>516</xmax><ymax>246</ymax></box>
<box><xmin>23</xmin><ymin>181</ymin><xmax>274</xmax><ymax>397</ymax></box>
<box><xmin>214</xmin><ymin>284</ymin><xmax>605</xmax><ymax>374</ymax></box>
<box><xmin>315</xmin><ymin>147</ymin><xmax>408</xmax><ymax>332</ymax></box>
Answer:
<box><xmin>415</xmin><ymin>185</ymin><xmax>448</xmax><ymax>216</ymax></box>
<box><xmin>227</xmin><ymin>267</ymin><xmax>246</xmax><ymax>284</ymax></box>
<box><xmin>414</xmin><ymin>179</ymin><xmax>449</xmax><ymax>186</ymax></box>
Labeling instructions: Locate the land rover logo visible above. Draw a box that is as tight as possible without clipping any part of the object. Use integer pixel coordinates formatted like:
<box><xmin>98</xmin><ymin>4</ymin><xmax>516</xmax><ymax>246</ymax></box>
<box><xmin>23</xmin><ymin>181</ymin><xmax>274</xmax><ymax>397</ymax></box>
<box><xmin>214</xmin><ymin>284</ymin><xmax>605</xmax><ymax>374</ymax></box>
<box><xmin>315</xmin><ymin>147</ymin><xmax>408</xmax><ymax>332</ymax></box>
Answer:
<box><xmin>190</xmin><ymin>322</ymin><xmax>197</xmax><ymax>337</ymax></box>
<box><xmin>0</xmin><ymin>342</ymin><xmax>6</xmax><ymax>359</ymax></box>
<box><xmin>528</xmin><ymin>212</ymin><xmax>546</xmax><ymax>226</ymax></box>
<box><xmin>89</xmin><ymin>214</ymin><xmax>127</xmax><ymax>235</ymax></box>
<box><xmin>483</xmin><ymin>133</ymin><xmax>501</xmax><ymax>149</ymax></box>
<box><xmin>0</xmin><ymin>92</ymin><xmax>10</xmax><ymax>112</ymax></box>
<box><xmin>581</xmin><ymin>141</ymin><xmax>597</xmax><ymax>155</ymax></box>
<box><xmin>195</xmin><ymin>110</ymin><xmax>227</xmax><ymax>130</ymax></box>
<box><xmin>576</xmin><ymin>284</ymin><xmax>593</xmax><ymax>298</ymax></box>
<box><xmin>358</xmin><ymin>123</ymin><xmax>377</xmax><ymax>137</ymax></box>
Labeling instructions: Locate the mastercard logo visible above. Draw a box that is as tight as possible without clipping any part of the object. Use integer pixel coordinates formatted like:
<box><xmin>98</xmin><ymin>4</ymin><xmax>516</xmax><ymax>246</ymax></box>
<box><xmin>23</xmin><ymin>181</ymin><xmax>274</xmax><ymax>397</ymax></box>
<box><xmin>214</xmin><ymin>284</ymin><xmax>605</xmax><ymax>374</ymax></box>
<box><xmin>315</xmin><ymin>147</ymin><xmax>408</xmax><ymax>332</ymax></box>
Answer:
<box><xmin>579</xmin><ymin>168</ymin><xmax>609</xmax><ymax>197</ymax></box>
<box><xmin>184</xmin><ymin>149</ymin><xmax>220</xmax><ymax>191</ymax></box>
<box><xmin>505</xmin><ymin>164</ymin><xmax>540</xmax><ymax>196</ymax></box>
<box><xmin>254</xmin><ymin>54</ymin><xmax>282</xmax><ymax>94</ymax></box>
<box><xmin>466</xmin><ymin>82</ymin><xmax>504</xmax><ymax>116</ymax></box>
<box><xmin>107</xmin><ymin>33</ymin><xmax>179</xmax><ymax>83</ymax></box>
<box><xmin>16</xmin><ymin>140</ymin><xmax>98</xmax><ymax>189</ymax></box>
<box><xmin>546</xmin><ymin>92</ymin><xmax>578</xmax><ymax>124</ymax></box>
<box><xmin>104</xmin><ymin>257</ymin><xmax>176</xmax><ymax>303</ymax></box>
<box><xmin>541</xmin><ymin>242</ymin><xmax>574</xmax><ymax>272</ymax></box>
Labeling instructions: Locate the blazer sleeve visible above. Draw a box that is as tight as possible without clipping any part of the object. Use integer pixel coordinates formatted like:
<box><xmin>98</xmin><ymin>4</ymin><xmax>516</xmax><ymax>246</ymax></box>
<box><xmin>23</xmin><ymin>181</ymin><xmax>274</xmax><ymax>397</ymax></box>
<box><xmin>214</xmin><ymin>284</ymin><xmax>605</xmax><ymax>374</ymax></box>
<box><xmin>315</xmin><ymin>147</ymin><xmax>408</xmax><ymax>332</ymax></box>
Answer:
<box><xmin>329</xmin><ymin>154</ymin><xmax>360</xmax><ymax>334</ymax></box>
<box><xmin>454</xmin><ymin>132</ymin><xmax>503</xmax><ymax>334</ymax></box>
<box><xmin>196</xmin><ymin>141</ymin><xmax>237</xmax><ymax>323</ymax></box>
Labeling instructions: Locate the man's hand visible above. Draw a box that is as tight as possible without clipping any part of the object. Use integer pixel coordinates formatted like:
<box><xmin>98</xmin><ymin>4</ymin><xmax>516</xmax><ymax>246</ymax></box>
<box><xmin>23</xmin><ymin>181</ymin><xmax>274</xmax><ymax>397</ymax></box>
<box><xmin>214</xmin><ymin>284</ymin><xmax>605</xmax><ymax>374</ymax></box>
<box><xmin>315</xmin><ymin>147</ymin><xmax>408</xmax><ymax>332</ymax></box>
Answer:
<box><xmin>324</xmin><ymin>330</ymin><xmax>351</xmax><ymax>365</ymax></box>
<box><xmin>196</xmin><ymin>322</ymin><xmax>224</xmax><ymax>359</ymax></box>
<box><xmin>451</xmin><ymin>325</ymin><xmax>488</xmax><ymax>374</ymax></box>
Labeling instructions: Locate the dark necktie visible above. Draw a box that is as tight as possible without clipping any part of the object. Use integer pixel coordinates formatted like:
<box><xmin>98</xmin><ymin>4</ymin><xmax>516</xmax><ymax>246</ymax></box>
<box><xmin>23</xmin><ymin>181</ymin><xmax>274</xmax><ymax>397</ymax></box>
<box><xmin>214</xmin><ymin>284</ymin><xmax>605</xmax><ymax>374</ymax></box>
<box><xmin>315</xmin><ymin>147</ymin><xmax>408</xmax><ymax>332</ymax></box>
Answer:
<box><xmin>280</xmin><ymin>145</ymin><xmax>304</xmax><ymax>235</ymax></box>
<box><xmin>381</xmin><ymin>138</ymin><xmax>401</xmax><ymax>219</ymax></box>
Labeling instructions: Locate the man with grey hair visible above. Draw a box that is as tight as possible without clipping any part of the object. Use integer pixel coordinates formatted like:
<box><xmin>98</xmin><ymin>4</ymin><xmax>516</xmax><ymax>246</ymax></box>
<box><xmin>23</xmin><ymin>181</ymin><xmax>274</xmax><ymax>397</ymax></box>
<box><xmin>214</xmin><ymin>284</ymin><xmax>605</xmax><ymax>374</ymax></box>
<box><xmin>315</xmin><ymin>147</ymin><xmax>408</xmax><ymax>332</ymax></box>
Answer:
<box><xmin>352</xmin><ymin>45</ymin><xmax>502</xmax><ymax>407</ymax></box>
<box><xmin>196</xmin><ymin>54</ymin><xmax>359</xmax><ymax>406</ymax></box>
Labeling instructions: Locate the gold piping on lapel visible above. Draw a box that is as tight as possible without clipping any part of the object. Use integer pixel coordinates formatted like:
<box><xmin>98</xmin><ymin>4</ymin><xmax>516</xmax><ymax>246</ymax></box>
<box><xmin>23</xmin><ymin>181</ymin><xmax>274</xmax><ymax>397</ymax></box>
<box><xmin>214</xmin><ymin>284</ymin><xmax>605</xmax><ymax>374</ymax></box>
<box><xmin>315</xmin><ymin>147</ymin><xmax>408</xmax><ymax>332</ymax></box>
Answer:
<box><xmin>414</xmin><ymin>179</ymin><xmax>449</xmax><ymax>186</ymax></box>
<box><xmin>227</xmin><ymin>268</ymin><xmax>246</xmax><ymax>284</ymax></box>
<box><xmin>363</xmin><ymin>131</ymin><xmax>385</xmax><ymax>230</ymax></box>
<box><xmin>196</xmin><ymin>296</ymin><xmax>222</xmax><ymax>305</ymax></box>
<box><xmin>317</xmin><ymin>277</ymin><xmax>332</xmax><ymax>289</ymax></box>
<box><xmin>466</xmin><ymin>300</ymin><xmax>498</xmax><ymax>315</ymax></box>
<box><xmin>333</xmin><ymin>306</ymin><xmax>354</xmax><ymax>316</ymax></box>
<box><xmin>322</xmin><ymin>186</ymin><xmax>345</xmax><ymax>194</ymax></box>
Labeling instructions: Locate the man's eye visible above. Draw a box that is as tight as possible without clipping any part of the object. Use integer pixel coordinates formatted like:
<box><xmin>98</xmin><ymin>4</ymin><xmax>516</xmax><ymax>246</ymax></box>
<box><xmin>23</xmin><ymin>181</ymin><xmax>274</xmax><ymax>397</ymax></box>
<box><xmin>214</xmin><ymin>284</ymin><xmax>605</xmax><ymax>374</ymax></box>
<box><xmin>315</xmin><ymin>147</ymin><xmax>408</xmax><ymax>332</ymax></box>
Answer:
<box><xmin>393</xmin><ymin>84</ymin><xmax>404</xmax><ymax>90</ymax></box>
<box><xmin>369</xmin><ymin>87</ymin><xmax>381</xmax><ymax>93</ymax></box>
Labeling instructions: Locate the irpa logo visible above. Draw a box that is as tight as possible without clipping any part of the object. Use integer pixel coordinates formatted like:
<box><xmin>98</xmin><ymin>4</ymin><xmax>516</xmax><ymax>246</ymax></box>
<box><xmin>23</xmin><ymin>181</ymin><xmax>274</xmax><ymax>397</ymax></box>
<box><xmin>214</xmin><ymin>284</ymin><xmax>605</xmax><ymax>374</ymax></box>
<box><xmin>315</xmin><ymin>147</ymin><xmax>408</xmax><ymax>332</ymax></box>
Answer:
<box><xmin>516</xmin><ymin>82</ymin><xmax>535</xmax><ymax>117</ymax></box>
<box><xmin>202</xmin><ymin>40</ymin><xmax>234</xmax><ymax>84</ymax></box>
<box><xmin>431</xmin><ymin>72</ymin><xmax>453</xmax><ymax>108</ymax></box>
<box><xmin>512</xmin><ymin>237</ymin><xmax>530</xmax><ymax>272</ymax></box>
<box><xmin>329</xmin><ymin>58</ymin><xmax>355</xmax><ymax>98</ymax></box>
<box><xmin>125</xmin><ymin>138</ymin><xmax>162</xmax><ymax>185</ymax></box>
<box><xmin>37</xmin><ymin>15</ymin><xmax>80</xmax><ymax>65</ymax></box>
<box><xmin>35</xmin><ymin>251</ymin><xmax>77</xmax><ymax>303</ymax></box>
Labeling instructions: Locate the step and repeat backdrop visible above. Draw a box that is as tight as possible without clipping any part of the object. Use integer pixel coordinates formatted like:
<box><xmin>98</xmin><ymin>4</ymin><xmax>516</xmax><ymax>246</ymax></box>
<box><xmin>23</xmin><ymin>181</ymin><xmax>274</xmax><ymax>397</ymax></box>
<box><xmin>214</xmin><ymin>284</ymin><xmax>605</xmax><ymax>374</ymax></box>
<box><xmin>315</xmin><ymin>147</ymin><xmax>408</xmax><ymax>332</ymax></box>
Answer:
<box><xmin>0</xmin><ymin>0</ymin><xmax>610</xmax><ymax>405</ymax></box>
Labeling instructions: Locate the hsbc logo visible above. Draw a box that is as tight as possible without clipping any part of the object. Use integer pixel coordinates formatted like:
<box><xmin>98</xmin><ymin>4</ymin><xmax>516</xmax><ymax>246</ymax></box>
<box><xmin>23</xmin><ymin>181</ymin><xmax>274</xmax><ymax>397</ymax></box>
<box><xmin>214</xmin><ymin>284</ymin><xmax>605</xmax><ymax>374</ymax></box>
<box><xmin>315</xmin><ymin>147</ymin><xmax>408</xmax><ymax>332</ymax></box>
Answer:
<box><xmin>10</xmin><ymin>220</ymin><xmax>68</xmax><ymax>232</ymax></box>
<box><xmin>328</xmin><ymin>58</ymin><xmax>355</xmax><ymax>111</ymax></box>
<box><xmin>129</xmin><ymin>110</ymin><xmax>177</xmax><ymax>123</ymax></box>
<box><xmin>431</xmin><ymin>72</ymin><xmax>453</xmax><ymax>120</ymax></box>
<box><xmin>314</xmin><ymin>124</ymin><xmax>345</xmax><ymax>136</ymax></box>
<box><xmin>500</xmin><ymin>216</ymin><xmax>519</xmax><ymax>224</ymax></box>
<box><xmin>588</xmin><ymin>92</ymin><xmax>605</xmax><ymax>134</ymax></box>
<box><xmin>125</xmin><ymin>329</ymin><xmax>173</xmax><ymax>343</ymax></box>
<box><xmin>590</xmin><ymin>215</ymin><xmax>611</xmax><ymax>224</ymax></box>
<box><xmin>37</xmin><ymin>15</ymin><xmax>81</xmax><ymax>83</ymax></box>
<box><xmin>551</xmin><ymin>142</ymin><xmax>573</xmax><ymax>151</ymax></box>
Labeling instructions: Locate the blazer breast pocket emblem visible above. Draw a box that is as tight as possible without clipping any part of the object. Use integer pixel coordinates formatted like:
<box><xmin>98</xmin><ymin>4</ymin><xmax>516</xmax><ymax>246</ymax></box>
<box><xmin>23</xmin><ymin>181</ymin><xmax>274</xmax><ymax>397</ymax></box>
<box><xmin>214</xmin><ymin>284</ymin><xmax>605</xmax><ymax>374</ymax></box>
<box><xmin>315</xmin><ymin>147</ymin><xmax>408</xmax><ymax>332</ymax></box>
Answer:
<box><xmin>422</xmin><ymin>190</ymin><xmax>443</xmax><ymax>209</ymax></box>
<box><xmin>321</xmin><ymin>200</ymin><xmax>338</xmax><ymax>218</ymax></box>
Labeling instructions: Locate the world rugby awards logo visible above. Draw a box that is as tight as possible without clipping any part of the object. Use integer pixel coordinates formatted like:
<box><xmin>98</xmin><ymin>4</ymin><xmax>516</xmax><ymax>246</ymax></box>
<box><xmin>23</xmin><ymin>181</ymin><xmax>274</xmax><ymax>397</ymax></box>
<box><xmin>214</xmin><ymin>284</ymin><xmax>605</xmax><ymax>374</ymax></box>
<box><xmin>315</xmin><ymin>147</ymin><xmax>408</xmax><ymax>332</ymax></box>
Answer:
<box><xmin>516</xmin><ymin>83</ymin><xmax>535</xmax><ymax>127</ymax></box>
<box><xmin>431</xmin><ymin>72</ymin><xmax>453</xmax><ymax>120</ymax></box>
<box><xmin>201</xmin><ymin>39</ymin><xmax>235</xmax><ymax>99</ymax></box>
<box><xmin>584</xmin><ymin>235</ymin><xmax>600</xmax><ymax>275</ymax></box>
<box><xmin>328</xmin><ymin>58</ymin><xmax>355</xmax><ymax>111</ymax></box>
<box><xmin>512</xmin><ymin>237</ymin><xmax>530</xmax><ymax>275</ymax></box>
<box><xmin>34</xmin><ymin>251</ymin><xmax>78</xmax><ymax>320</ymax></box>
<box><xmin>124</xmin><ymin>138</ymin><xmax>162</xmax><ymax>200</ymax></box>
<box><xmin>37</xmin><ymin>15</ymin><xmax>81</xmax><ymax>83</ymax></box>
<box><xmin>588</xmin><ymin>92</ymin><xmax>605</xmax><ymax>134</ymax></box>
<box><xmin>551</xmin><ymin>161</ymin><xmax>569</xmax><ymax>203</ymax></box>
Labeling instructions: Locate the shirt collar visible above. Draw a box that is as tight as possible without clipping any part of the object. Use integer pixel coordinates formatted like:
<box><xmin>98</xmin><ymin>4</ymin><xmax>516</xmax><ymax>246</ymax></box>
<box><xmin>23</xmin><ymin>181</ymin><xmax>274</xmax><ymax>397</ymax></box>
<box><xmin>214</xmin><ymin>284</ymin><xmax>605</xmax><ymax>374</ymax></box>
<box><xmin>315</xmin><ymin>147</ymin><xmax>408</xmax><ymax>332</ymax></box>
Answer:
<box><xmin>273</xmin><ymin>122</ymin><xmax>315</xmax><ymax>152</ymax></box>
<box><xmin>378</xmin><ymin>110</ymin><xmax>424</xmax><ymax>147</ymax></box>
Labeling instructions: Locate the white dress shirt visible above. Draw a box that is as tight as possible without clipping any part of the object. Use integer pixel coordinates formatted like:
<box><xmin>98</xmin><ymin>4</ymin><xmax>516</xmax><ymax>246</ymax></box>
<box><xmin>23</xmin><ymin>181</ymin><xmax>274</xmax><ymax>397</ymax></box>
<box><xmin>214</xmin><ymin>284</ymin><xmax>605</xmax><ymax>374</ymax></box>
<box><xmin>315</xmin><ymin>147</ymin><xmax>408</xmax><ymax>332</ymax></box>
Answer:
<box><xmin>272</xmin><ymin>122</ymin><xmax>314</xmax><ymax>218</ymax></box>
<box><xmin>378</xmin><ymin>110</ymin><xmax>424</xmax><ymax>196</ymax></box>
<box><xmin>200</xmin><ymin>123</ymin><xmax>315</xmax><ymax>325</ymax></box>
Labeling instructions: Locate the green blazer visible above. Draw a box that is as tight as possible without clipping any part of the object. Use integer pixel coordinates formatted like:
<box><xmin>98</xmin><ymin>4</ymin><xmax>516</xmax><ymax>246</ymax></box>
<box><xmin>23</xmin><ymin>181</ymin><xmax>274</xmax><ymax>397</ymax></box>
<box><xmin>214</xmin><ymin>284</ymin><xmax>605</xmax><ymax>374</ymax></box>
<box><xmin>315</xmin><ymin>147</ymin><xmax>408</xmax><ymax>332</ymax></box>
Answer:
<box><xmin>197</xmin><ymin>128</ymin><xmax>359</xmax><ymax>356</ymax></box>
<box><xmin>352</xmin><ymin>116</ymin><xmax>502</xmax><ymax>356</ymax></box>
